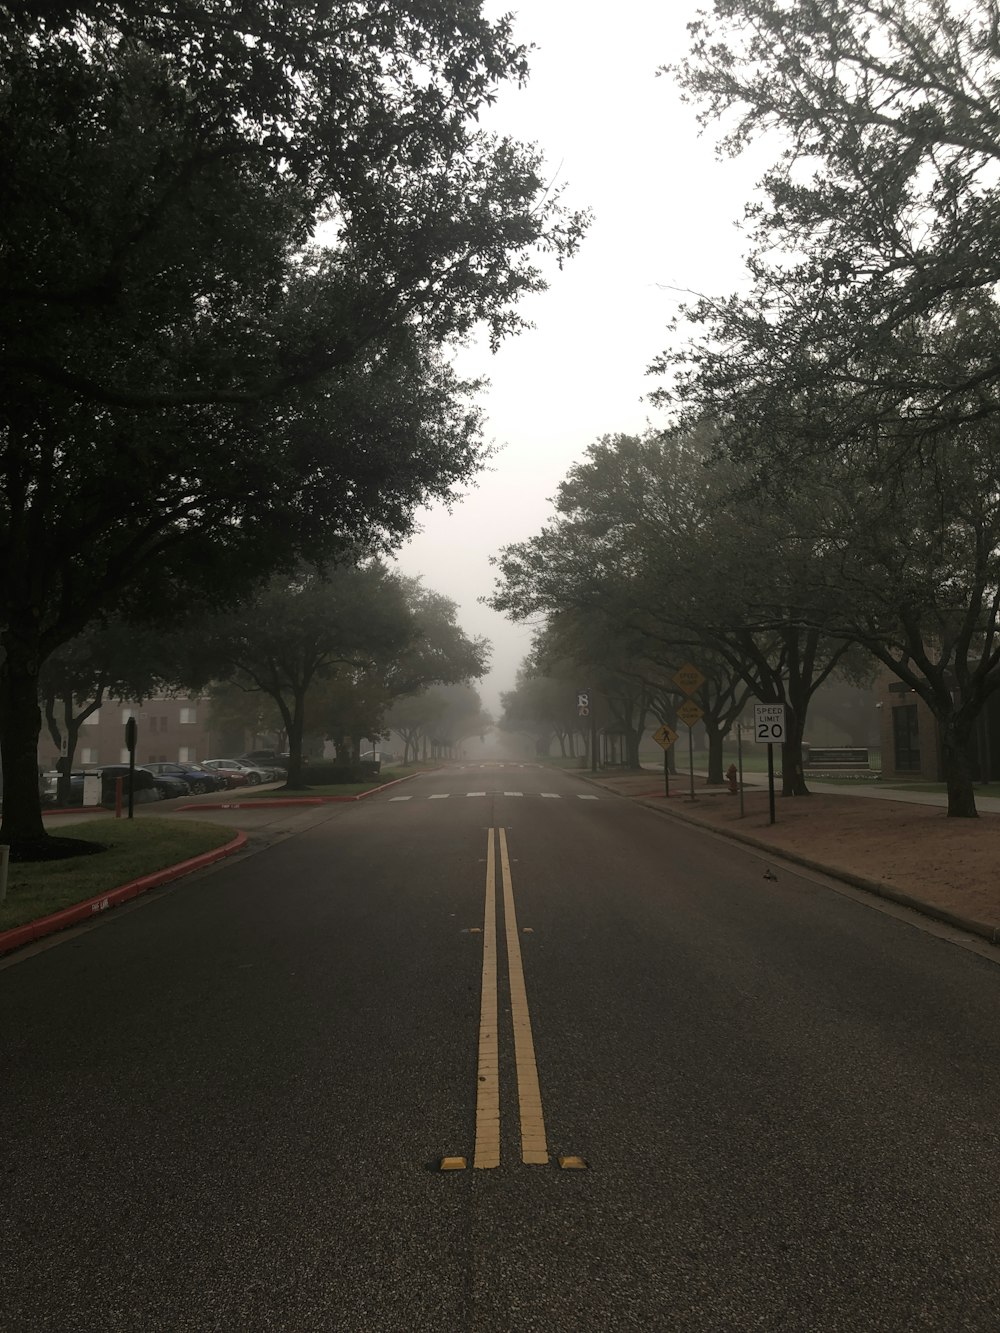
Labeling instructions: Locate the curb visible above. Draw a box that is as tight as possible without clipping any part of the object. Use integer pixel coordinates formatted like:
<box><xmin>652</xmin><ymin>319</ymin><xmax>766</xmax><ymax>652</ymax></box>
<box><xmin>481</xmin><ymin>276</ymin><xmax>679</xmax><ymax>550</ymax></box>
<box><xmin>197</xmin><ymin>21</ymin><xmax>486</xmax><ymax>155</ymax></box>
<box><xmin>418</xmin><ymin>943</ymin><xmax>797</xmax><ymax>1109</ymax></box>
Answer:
<box><xmin>0</xmin><ymin>831</ymin><xmax>248</xmax><ymax>957</ymax></box>
<box><xmin>570</xmin><ymin>770</ymin><xmax>1000</xmax><ymax>950</ymax></box>
<box><xmin>179</xmin><ymin>772</ymin><xmax>419</xmax><ymax>812</ymax></box>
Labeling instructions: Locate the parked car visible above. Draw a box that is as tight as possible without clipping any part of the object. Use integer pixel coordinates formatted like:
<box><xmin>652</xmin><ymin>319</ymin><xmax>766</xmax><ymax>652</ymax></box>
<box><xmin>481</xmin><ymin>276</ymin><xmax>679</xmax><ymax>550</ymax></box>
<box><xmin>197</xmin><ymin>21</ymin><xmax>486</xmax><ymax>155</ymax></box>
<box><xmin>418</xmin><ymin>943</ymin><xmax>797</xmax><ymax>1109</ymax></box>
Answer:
<box><xmin>136</xmin><ymin>766</ymin><xmax>191</xmax><ymax>800</ymax></box>
<box><xmin>201</xmin><ymin>758</ymin><xmax>264</xmax><ymax>786</ymax></box>
<box><xmin>98</xmin><ymin>765</ymin><xmax>162</xmax><ymax>805</ymax></box>
<box><xmin>239</xmin><ymin>749</ymin><xmax>293</xmax><ymax>775</ymax></box>
<box><xmin>197</xmin><ymin>762</ymin><xmax>249</xmax><ymax>789</ymax></box>
<box><xmin>236</xmin><ymin>753</ymin><xmax>286</xmax><ymax>781</ymax></box>
<box><xmin>143</xmin><ymin>761</ymin><xmax>226</xmax><ymax>795</ymax></box>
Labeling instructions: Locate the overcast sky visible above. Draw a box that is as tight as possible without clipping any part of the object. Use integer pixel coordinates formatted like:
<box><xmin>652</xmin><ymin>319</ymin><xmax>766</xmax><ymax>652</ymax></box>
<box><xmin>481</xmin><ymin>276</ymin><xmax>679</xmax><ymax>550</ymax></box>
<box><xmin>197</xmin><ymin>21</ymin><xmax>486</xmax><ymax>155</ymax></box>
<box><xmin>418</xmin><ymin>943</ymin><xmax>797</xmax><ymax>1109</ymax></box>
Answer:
<box><xmin>393</xmin><ymin>1</ymin><xmax>770</xmax><ymax>715</ymax></box>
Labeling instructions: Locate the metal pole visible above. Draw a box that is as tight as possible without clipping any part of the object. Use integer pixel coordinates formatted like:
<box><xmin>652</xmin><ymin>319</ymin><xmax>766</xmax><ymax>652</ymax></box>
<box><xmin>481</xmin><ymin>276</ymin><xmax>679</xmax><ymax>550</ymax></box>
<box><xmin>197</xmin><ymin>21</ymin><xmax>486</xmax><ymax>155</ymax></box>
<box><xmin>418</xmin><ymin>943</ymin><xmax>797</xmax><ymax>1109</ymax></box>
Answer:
<box><xmin>738</xmin><ymin>723</ymin><xmax>745</xmax><ymax>818</ymax></box>
<box><xmin>663</xmin><ymin>744</ymin><xmax>670</xmax><ymax>798</ymax></box>
<box><xmin>591</xmin><ymin>697</ymin><xmax>597</xmax><ymax>774</ymax></box>
<box><xmin>688</xmin><ymin>725</ymin><xmax>695</xmax><ymax>802</ymax></box>
<box><xmin>767</xmin><ymin>742</ymin><xmax>776</xmax><ymax>825</ymax></box>
<box><xmin>0</xmin><ymin>844</ymin><xmax>9</xmax><ymax>905</ymax></box>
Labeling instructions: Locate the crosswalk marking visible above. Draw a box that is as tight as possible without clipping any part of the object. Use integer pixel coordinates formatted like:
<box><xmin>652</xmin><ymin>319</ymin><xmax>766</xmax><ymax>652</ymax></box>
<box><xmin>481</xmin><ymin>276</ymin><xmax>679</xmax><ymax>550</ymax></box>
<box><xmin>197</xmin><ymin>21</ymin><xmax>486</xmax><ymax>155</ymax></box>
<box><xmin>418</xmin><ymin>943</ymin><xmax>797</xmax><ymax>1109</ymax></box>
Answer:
<box><xmin>385</xmin><ymin>790</ymin><xmax>605</xmax><ymax>802</ymax></box>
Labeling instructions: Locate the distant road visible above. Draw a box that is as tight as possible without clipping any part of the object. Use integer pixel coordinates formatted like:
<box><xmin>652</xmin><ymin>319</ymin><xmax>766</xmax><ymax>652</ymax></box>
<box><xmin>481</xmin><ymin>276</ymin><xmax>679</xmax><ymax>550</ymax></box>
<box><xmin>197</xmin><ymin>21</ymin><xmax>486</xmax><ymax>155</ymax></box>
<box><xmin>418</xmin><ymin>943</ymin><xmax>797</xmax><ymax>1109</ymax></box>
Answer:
<box><xmin>4</xmin><ymin>762</ymin><xmax>1000</xmax><ymax>1330</ymax></box>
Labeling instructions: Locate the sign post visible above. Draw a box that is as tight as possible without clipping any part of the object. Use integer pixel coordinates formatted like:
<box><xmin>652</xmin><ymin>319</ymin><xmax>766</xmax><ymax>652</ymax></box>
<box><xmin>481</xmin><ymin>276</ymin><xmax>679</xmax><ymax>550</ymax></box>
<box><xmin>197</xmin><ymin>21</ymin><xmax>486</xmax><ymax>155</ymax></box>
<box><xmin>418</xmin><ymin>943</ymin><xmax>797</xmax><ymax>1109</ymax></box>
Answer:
<box><xmin>675</xmin><ymin>699</ymin><xmax>703</xmax><ymax>801</ymax></box>
<box><xmin>737</xmin><ymin>723</ymin><xmax>745</xmax><ymax>819</ymax></box>
<box><xmin>652</xmin><ymin>723</ymin><xmax>678</xmax><ymax>797</ymax></box>
<box><xmin>124</xmin><ymin>715</ymin><xmax>138</xmax><ymax>820</ymax></box>
<box><xmin>753</xmin><ymin>703</ymin><xmax>786</xmax><ymax>825</ymax></box>
<box><xmin>577</xmin><ymin>690</ymin><xmax>597</xmax><ymax>774</ymax></box>
<box><xmin>672</xmin><ymin>664</ymin><xmax>705</xmax><ymax>802</ymax></box>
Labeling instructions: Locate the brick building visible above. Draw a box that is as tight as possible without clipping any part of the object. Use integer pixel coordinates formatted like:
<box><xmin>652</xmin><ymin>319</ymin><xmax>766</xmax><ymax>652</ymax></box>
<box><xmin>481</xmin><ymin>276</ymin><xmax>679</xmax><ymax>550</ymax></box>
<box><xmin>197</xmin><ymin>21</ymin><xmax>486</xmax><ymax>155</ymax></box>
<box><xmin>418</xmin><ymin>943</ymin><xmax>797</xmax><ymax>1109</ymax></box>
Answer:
<box><xmin>38</xmin><ymin>695</ymin><xmax>227</xmax><ymax>772</ymax></box>
<box><xmin>878</xmin><ymin>677</ymin><xmax>1000</xmax><ymax>782</ymax></box>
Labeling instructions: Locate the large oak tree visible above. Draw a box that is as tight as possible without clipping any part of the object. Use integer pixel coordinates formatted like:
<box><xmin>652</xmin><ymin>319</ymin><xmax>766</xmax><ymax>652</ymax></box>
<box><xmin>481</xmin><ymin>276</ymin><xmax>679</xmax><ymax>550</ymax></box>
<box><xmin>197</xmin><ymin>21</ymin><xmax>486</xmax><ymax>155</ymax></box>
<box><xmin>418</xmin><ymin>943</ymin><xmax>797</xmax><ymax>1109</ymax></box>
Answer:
<box><xmin>0</xmin><ymin>2</ymin><xmax>586</xmax><ymax>850</ymax></box>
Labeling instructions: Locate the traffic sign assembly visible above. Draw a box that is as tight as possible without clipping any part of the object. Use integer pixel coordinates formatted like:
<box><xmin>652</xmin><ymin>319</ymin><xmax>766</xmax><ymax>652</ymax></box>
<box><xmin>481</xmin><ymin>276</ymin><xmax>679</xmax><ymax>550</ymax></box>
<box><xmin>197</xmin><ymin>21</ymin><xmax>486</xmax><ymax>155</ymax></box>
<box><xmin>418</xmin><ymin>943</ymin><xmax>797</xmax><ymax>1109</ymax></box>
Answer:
<box><xmin>676</xmin><ymin>699</ymin><xmax>703</xmax><ymax>726</ymax></box>
<box><xmin>753</xmin><ymin>703</ymin><xmax>787</xmax><ymax>743</ymax></box>
<box><xmin>672</xmin><ymin>663</ymin><xmax>705</xmax><ymax>696</ymax></box>
<box><xmin>652</xmin><ymin>724</ymin><xmax>678</xmax><ymax>750</ymax></box>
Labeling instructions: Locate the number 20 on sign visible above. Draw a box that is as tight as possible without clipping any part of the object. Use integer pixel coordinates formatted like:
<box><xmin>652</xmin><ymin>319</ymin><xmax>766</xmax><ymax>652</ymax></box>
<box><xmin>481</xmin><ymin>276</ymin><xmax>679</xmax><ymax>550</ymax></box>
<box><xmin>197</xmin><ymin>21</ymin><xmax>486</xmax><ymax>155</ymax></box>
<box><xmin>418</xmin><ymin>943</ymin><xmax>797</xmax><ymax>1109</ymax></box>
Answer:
<box><xmin>753</xmin><ymin>704</ymin><xmax>786</xmax><ymax>743</ymax></box>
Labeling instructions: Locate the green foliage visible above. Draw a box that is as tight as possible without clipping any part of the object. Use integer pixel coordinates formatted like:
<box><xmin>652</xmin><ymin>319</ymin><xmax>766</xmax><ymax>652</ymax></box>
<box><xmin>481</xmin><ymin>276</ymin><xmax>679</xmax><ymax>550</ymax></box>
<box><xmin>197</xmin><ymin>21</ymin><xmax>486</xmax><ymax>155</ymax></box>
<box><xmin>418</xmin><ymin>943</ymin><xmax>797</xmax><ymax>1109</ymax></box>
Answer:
<box><xmin>654</xmin><ymin>0</ymin><xmax>1000</xmax><ymax>814</ymax></box>
<box><xmin>0</xmin><ymin>0</ymin><xmax>587</xmax><ymax>842</ymax></box>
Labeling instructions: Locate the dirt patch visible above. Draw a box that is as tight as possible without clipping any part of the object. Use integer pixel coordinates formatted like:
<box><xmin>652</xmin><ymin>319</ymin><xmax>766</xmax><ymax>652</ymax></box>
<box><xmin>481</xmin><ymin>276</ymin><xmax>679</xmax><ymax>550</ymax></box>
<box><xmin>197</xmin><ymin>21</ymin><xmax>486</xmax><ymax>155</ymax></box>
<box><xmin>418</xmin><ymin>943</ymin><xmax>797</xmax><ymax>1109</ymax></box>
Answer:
<box><xmin>583</xmin><ymin>772</ymin><xmax>1000</xmax><ymax>934</ymax></box>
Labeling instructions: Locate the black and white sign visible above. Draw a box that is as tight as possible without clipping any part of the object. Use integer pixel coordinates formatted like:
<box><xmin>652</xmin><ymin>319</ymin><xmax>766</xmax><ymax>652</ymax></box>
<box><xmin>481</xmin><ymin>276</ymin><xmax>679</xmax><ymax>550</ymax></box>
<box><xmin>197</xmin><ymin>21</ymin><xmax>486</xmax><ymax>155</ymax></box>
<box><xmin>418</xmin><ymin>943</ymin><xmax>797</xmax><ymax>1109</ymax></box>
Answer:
<box><xmin>753</xmin><ymin>703</ymin><xmax>787</xmax><ymax>743</ymax></box>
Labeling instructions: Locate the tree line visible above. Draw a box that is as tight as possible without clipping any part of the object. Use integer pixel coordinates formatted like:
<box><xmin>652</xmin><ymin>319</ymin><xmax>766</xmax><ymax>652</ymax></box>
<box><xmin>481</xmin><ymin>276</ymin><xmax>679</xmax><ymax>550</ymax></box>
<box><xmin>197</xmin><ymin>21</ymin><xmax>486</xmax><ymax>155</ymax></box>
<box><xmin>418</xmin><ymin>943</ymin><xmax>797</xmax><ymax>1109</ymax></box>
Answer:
<box><xmin>0</xmin><ymin>1</ymin><xmax>587</xmax><ymax>852</ymax></box>
<box><xmin>493</xmin><ymin>0</ymin><xmax>1000</xmax><ymax>818</ymax></box>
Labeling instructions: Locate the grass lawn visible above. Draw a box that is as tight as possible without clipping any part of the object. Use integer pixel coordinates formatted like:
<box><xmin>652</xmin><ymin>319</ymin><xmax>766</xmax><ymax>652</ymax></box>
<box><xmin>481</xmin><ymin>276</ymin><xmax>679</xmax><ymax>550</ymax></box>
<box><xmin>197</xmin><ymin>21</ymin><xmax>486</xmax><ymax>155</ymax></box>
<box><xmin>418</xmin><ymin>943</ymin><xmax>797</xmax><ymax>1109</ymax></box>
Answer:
<box><xmin>0</xmin><ymin>817</ymin><xmax>236</xmax><ymax>933</ymax></box>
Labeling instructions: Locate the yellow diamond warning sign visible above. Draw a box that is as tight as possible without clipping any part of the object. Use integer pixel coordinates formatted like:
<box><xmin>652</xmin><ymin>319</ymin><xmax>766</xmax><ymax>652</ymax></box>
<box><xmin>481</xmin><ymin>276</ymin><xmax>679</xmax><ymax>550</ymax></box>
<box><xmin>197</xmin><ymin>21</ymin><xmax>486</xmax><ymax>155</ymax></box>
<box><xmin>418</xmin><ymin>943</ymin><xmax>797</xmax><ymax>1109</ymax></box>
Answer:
<box><xmin>653</xmin><ymin>724</ymin><xmax>678</xmax><ymax>750</ymax></box>
<box><xmin>676</xmin><ymin>699</ymin><xmax>704</xmax><ymax>726</ymax></box>
<box><xmin>672</xmin><ymin>663</ymin><xmax>705</xmax><ymax>695</ymax></box>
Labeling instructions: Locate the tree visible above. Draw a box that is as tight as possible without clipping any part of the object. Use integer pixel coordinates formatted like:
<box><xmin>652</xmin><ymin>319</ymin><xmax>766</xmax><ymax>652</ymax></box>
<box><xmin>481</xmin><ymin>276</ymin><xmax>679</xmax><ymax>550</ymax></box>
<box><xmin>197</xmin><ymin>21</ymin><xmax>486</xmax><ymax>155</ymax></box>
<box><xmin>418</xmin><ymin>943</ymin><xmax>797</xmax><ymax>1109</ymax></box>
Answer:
<box><xmin>313</xmin><ymin>583</ymin><xmax>490</xmax><ymax>760</ymax></box>
<box><xmin>663</xmin><ymin>0</ymin><xmax>1000</xmax><ymax>440</ymax></box>
<box><xmin>0</xmin><ymin>2</ymin><xmax>587</xmax><ymax>851</ymax></box>
<box><xmin>491</xmin><ymin>431</ymin><xmax>850</xmax><ymax>793</ymax></box>
<box><xmin>653</xmin><ymin>3</ymin><xmax>1000</xmax><ymax>814</ymax></box>
<box><xmin>38</xmin><ymin>621</ymin><xmax>172</xmax><ymax>804</ymax></box>
<box><xmin>189</xmin><ymin>564</ymin><xmax>415</xmax><ymax>787</ymax></box>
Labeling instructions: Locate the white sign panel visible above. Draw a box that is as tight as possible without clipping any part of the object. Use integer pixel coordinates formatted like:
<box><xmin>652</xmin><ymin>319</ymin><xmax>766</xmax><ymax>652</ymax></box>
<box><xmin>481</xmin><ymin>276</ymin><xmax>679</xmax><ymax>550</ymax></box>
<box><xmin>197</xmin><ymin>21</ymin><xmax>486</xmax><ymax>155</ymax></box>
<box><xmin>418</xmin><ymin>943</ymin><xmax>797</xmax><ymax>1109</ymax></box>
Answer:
<box><xmin>753</xmin><ymin>703</ymin><xmax>787</xmax><ymax>744</ymax></box>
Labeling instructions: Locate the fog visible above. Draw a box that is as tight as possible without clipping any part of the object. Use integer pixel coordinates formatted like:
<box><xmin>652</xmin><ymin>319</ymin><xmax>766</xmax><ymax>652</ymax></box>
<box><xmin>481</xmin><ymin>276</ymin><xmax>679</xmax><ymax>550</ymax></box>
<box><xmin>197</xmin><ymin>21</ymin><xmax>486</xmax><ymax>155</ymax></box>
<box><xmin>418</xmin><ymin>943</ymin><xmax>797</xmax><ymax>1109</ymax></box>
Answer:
<box><xmin>392</xmin><ymin>0</ymin><xmax>771</xmax><ymax>717</ymax></box>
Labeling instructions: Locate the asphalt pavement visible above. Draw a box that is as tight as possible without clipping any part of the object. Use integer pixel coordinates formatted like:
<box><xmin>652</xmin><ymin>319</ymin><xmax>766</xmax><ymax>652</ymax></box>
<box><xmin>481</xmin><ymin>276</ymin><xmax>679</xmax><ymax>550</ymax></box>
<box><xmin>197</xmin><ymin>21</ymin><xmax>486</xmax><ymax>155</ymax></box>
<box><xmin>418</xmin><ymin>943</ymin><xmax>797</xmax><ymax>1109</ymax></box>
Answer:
<box><xmin>3</xmin><ymin>762</ymin><xmax>1000</xmax><ymax>1330</ymax></box>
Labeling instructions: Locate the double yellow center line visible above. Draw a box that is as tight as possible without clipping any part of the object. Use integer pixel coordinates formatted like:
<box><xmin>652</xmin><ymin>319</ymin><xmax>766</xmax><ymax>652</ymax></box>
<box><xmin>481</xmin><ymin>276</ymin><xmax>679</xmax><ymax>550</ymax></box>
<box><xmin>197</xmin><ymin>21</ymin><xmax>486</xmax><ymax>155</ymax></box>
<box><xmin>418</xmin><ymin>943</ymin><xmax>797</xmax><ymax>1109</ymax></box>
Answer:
<box><xmin>473</xmin><ymin>827</ymin><xmax>548</xmax><ymax>1169</ymax></box>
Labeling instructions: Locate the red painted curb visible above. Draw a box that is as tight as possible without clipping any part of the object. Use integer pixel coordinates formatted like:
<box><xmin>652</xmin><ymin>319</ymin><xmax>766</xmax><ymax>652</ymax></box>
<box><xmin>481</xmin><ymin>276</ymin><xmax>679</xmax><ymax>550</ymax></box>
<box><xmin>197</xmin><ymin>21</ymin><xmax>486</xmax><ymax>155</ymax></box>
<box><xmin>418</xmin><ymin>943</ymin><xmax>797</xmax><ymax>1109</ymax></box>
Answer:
<box><xmin>179</xmin><ymin>772</ymin><xmax>419</xmax><ymax>811</ymax></box>
<box><xmin>179</xmin><ymin>798</ymin><xmax>326</xmax><ymax>810</ymax></box>
<box><xmin>0</xmin><ymin>831</ymin><xmax>247</xmax><ymax>957</ymax></box>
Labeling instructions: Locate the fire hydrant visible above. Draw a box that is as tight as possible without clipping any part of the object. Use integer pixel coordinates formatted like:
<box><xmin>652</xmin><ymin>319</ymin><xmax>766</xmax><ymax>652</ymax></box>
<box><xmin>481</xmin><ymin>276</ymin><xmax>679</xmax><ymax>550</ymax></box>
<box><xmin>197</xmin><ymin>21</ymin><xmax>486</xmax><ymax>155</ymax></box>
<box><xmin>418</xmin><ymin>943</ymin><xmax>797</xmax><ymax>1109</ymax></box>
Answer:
<box><xmin>726</xmin><ymin>763</ymin><xmax>739</xmax><ymax>794</ymax></box>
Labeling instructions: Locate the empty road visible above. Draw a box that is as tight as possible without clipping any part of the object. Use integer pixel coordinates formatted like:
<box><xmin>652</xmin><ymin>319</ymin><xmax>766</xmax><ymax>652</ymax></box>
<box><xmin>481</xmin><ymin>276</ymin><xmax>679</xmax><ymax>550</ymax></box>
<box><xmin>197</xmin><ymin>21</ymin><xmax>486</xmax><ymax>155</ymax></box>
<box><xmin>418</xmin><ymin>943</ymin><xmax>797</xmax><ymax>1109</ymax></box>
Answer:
<box><xmin>3</xmin><ymin>762</ymin><xmax>1000</xmax><ymax>1330</ymax></box>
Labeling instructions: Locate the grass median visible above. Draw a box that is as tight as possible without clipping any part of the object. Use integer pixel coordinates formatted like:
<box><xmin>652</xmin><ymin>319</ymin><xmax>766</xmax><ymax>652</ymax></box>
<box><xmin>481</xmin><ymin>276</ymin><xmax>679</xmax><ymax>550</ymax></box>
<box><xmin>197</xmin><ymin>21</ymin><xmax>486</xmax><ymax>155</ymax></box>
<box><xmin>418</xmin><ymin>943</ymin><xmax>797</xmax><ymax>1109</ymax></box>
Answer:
<box><xmin>0</xmin><ymin>817</ymin><xmax>237</xmax><ymax>933</ymax></box>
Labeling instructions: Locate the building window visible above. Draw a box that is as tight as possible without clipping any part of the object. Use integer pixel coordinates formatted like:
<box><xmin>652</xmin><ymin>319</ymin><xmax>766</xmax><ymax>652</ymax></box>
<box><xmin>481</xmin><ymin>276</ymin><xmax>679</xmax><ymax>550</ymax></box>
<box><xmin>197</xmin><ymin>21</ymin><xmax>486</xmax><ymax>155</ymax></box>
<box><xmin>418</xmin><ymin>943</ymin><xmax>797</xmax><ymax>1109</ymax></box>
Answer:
<box><xmin>180</xmin><ymin>707</ymin><xmax>197</xmax><ymax>725</ymax></box>
<box><xmin>80</xmin><ymin>747</ymin><xmax>97</xmax><ymax>764</ymax></box>
<box><xmin>120</xmin><ymin>747</ymin><xmax>130</xmax><ymax>763</ymax></box>
<box><xmin>178</xmin><ymin>747</ymin><xmax>193</xmax><ymax>763</ymax></box>
<box><xmin>892</xmin><ymin>704</ymin><xmax>921</xmax><ymax>772</ymax></box>
<box><xmin>83</xmin><ymin>710</ymin><xmax>100</xmax><ymax>726</ymax></box>
<box><xmin>121</xmin><ymin>708</ymin><xmax>135</xmax><ymax>723</ymax></box>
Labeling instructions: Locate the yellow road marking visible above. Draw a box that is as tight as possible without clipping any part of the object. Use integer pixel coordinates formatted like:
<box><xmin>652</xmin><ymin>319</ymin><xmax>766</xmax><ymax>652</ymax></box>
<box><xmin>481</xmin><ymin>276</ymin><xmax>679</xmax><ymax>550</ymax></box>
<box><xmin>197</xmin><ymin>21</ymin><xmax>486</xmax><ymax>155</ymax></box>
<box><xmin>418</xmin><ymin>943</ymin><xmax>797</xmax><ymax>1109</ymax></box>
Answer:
<box><xmin>473</xmin><ymin>829</ymin><xmax>500</xmax><ymax>1168</ymax></box>
<box><xmin>498</xmin><ymin>828</ymin><xmax>549</xmax><ymax>1165</ymax></box>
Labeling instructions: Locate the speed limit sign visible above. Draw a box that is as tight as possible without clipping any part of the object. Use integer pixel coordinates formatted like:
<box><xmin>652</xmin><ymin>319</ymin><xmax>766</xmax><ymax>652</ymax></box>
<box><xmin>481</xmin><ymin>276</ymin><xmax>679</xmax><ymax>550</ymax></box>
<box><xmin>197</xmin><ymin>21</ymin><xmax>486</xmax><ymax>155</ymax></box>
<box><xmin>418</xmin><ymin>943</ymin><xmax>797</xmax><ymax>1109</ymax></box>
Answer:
<box><xmin>753</xmin><ymin>703</ymin><xmax>787</xmax><ymax>743</ymax></box>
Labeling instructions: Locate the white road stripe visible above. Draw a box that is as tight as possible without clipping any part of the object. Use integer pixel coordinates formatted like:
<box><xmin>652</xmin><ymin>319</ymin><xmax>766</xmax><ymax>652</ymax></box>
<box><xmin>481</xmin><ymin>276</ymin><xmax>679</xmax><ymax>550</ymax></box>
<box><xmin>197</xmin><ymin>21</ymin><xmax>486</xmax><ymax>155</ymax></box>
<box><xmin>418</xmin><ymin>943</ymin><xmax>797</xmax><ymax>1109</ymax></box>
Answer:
<box><xmin>578</xmin><ymin>795</ymin><xmax>598</xmax><ymax>800</ymax></box>
<box><xmin>504</xmin><ymin>792</ymin><xmax>523</xmax><ymax>797</ymax></box>
<box><xmin>428</xmin><ymin>793</ymin><xmax>449</xmax><ymax>799</ymax></box>
<box><xmin>467</xmin><ymin>791</ymin><xmax>486</xmax><ymax>797</ymax></box>
<box><xmin>389</xmin><ymin>796</ymin><xmax>412</xmax><ymax>802</ymax></box>
<box><xmin>541</xmin><ymin>793</ymin><xmax>560</xmax><ymax>799</ymax></box>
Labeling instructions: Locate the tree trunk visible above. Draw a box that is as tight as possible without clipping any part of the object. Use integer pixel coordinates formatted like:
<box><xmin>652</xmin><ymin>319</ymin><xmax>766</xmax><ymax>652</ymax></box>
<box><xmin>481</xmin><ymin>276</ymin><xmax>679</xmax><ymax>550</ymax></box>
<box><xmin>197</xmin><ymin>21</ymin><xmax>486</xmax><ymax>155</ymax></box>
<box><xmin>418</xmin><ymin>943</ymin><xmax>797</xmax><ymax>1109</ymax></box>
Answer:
<box><xmin>625</xmin><ymin>727</ymin><xmax>642</xmax><ymax>770</ymax></box>
<box><xmin>780</xmin><ymin>704</ymin><xmax>810</xmax><ymax>797</ymax></box>
<box><xmin>283</xmin><ymin>690</ymin><xmax>309</xmax><ymax>788</ymax></box>
<box><xmin>941</xmin><ymin>721</ymin><xmax>978</xmax><ymax>817</ymax></box>
<box><xmin>705</xmin><ymin>723</ymin><xmax>725</xmax><ymax>784</ymax></box>
<box><xmin>0</xmin><ymin>638</ymin><xmax>47</xmax><ymax>846</ymax></box>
